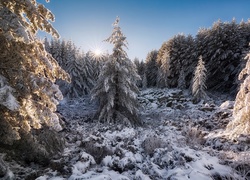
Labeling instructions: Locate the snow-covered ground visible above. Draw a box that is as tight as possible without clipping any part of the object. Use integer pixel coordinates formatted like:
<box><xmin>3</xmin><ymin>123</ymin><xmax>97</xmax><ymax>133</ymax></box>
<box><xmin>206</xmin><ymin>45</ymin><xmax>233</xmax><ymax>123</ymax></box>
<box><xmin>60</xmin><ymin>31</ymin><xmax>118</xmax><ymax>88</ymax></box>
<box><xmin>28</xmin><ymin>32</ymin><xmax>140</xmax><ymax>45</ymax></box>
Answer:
<box><xmin>4</xmin><ymin>88</ymin><xmax>250</xmax><ymax>179</ymax></box>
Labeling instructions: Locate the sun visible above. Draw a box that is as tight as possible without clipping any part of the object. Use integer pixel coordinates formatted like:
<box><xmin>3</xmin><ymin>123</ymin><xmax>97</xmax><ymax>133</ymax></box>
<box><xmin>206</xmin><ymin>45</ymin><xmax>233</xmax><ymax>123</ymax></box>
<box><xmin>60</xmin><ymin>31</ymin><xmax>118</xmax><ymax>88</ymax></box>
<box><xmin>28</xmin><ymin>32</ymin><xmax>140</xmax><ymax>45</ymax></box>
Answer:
<box><xmin>94</xmin><ymin>48</ymin><xmax>102</xmax><ymax>57</ymax></box>
<box><xmin>87</xmin><ymin>41</ymin><xmax>107</xmax><ymax>60</ymax></box>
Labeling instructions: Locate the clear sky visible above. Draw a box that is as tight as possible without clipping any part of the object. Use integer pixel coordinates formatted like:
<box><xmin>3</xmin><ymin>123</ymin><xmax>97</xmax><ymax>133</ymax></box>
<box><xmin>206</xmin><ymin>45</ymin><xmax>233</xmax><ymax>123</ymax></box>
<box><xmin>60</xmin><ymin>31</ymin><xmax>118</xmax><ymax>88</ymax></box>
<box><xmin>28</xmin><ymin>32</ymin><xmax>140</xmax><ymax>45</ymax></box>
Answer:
<box><xmin>38</xmin><ymin>0</ymin><xmax>250</xmax><ymax>60</ymax></box>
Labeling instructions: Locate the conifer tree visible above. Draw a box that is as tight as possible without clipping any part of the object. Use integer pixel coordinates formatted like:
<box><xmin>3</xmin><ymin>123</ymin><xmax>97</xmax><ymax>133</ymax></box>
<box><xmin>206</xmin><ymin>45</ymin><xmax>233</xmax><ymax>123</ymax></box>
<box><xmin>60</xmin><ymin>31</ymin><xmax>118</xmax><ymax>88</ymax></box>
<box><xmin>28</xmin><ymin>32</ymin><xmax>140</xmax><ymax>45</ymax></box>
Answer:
<box><xmin>192</xmin><ymin>56</ymin><xmax>207</xmax><ymax>103</ymax></box>
<box><xmin>157</xmin><ymin>34</ymin><xmax>196</xmax><ymax>89</ymax></box>
<box><xmin>64</xmin><ymin>43</ymin><xmax>84</xmax><ymax>98</ymax></box>
<box><xmin>145</xmin><ymin>50</ymin><xmax>158</xmax><ymax>87</ymax></box>
<box><xmin>80</xmin><ymin>53</ymin><xmax>95</xmax><ymax>95</ymax></box>
<box><xmin>195</xmin><ymin>19</ymin><xmax>250</xmax><ymax>94</ymax></box>
<box><xmin>157</xmin><ymin>49</ymin><xmax>171</xmax><ymax>88</ymax></box>
<box><xmin>45</xmin><ymin>39</ymin><xmax>95</xmax><ymax>97</ymax></box>
<box><xmin>91</xmin><ymin>17</ymin><xmax>141</xmax><ymax>126</ymax></box>
<box><xmin>134</xmin><ymin>58</ymin><xmax>146</xmax><ymax>88</ymax></box>
<box><xmin>85</xmin><ymin>50</ymin><xmax>108</xmax><ymax>82</ymax></box>
<box><xmin>0</xmin><ymin>0</ymin><xmax>69</xmax><ymax>145</ymax></box>
<box><xmin>227</xmin><ymin>50</ymin><xmax>250</xmax><ymax>137</ymax></box>
<box><xmin>178</xmin><ymin>68</ymin><xmax>186</xmax><ymax>89</ymax></box>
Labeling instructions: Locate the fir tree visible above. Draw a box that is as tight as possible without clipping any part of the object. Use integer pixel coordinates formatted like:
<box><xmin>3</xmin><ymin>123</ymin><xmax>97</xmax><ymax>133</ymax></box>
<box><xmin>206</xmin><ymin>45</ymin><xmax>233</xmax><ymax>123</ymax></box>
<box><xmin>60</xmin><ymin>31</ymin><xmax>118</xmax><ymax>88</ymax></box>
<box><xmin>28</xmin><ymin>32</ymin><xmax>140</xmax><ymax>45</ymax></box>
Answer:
<box><xmin>134</xmin><ymin>58</ymin><xmax>146</xmax><ymax>88</ymax></box>
<box><xmin>192</xmin><ymin>56</ymin><xmax>207</xmax><ymax>103</ymax></box>
<box><xmin>195</xmin><ymin>19</ymin><xmax>250</xmax><ymax>94</ymax></box>
<box><xmin>160</xmin><ymin>34</ymin><xmax>195</xmax><ymax>88</ymax></box>
<box><xmin>80</xmin><ymin>53</ymin><xmax>95</xmax><ymax>95</ymax></box>
<box><xmin>157</xmin><ymin>49</ymin><xmax>170</xmax><ymax>88</ymax></box>
<box><xmin>145</xmin><ymin>50</ymin><xmax>158</xmax><ymax>87</ymax></box>
<box><xmin>227</xmin><ymin>49</ymin><xmax>250</xmax><ymax>137</ymax></box>
<box><xmin>178</xmin><ymin>68</ymin><xmax>186</xmax><ymax>89</ymax></box>
<box><xmin>85</xmin><ymin>50</ymin><xmax>108</xmax><ymax>82</ymax></box>
<box><xmin>45</xmin><ymin>39</ymin><xmax>95</xmax><ymax>97</ymax></box>
<box><xmin>91</xmin><ymin>17</ymin><xmax>141</xmax><ymax>126</ymax></box>
<box><xmin>0</xmin><ymin>0</ymin><xmax>69</xmax><ymax>145</ymax></box>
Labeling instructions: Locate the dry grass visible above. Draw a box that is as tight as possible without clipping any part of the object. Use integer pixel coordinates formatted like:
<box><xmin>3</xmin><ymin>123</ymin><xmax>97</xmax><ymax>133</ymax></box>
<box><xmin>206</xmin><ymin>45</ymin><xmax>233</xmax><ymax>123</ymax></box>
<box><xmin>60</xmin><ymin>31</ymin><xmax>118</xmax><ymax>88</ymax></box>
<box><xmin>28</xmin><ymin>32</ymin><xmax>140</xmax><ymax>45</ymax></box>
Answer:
<box><xmin>182</xmin><ymin>124</ymin><xmax>206</xmax><ymax>149</ymax></box>
<box><xmin>142</xmin><ymin>134</ymin><xmax>166</xmax><ymax>156</ymax></box>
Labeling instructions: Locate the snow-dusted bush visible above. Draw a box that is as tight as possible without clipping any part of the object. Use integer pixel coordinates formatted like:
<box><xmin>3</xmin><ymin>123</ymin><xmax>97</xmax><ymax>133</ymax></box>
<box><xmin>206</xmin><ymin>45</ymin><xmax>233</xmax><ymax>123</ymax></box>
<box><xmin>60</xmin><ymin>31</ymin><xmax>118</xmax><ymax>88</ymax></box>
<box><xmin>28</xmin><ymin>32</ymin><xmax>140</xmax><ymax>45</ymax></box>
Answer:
<box><xmin>182</xmin><ymin>125</ymin><xmax>205</xmax><ymax>149</ymax></box>
<box><xmin>81</xmin><ymin>135</ymin><xmax>113</xmax><ymax>164</ymax></box>
<box><xmin>11</xmin><ymin>127</ymin><xmax>65</xmax><ymax>165</ymax></box>
<box><xmin>0</xmin><ymin>156</ymin><xmax>7</xmax><ymax>177</ymax></box>
<box><xmin>71</xmin><ymin>152</ymin><xmax>96</xmax><ymax>176</ymax></box>
<box><xmin>142</xmin><ymin>135</ymin><xmax>166</xmax><ymax>156</ymax></box>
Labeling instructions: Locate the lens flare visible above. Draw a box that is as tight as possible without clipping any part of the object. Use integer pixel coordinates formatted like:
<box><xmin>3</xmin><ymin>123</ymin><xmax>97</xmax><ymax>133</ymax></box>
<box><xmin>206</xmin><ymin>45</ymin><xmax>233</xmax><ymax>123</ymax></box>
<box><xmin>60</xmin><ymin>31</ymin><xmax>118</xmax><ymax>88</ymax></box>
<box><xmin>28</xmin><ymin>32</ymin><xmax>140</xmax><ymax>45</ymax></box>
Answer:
<box><xmin>94</xmin><ymin>48</ymin><xmax>102</xmax><ymax>57</ymax></box>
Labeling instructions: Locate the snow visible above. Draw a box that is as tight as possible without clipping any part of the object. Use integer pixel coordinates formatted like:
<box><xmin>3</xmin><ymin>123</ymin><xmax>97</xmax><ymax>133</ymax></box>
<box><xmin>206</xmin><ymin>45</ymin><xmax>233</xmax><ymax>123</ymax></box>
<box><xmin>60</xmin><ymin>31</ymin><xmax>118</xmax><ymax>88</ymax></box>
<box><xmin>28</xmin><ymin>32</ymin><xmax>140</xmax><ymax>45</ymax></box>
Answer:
<box><xmin>135</xmin><ymin>170</ymin><xmax>151</xmax><ymax>180</ymax></box>
<box><xmin>71</xmin><ymin>152</ymin><xmax>96</xmax><ymax>176</ymax></box>
<box><xmin>0</xmin><ymin>84</ymin><xmax>20</xmax><ymax>111</ymax></box>
<box><xmin>3</xmin><ymin>88</ymin><xmax>249</xmax><ymax>179</ymax></box>
<box><xmin>69</xmin><ymin>169</ymin><xmax>130</xmax><ymax>180</ymax></box>
<box><xmin>220</xmin><ymin>100</ymin><xmax>234</xmax><ymax>110</ymax></box>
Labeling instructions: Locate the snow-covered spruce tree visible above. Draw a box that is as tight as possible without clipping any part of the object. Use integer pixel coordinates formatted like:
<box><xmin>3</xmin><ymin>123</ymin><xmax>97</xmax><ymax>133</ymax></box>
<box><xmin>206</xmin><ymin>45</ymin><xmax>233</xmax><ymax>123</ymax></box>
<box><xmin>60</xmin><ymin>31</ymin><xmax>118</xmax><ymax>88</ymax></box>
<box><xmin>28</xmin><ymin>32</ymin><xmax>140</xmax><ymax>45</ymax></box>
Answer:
<box><xmin>157</xmin><ymin>48</ymin><xmax>171</xmax><ymax>88</ymax></box>
<box><xmin>156</xmin><ymin>42</ymin><xmax>169</xmax><ymax>88</ymax></box>
<box><xmin>157</xmin><ymin>34</ymin><xmax>197</xmax><ymax>87</ymax></box>
<box><xmin>50</xmin><ymin>38</ymin><xmax>62</xmax><ymax>67</ymax></box>
<box><xmin>85</xmin><ymin>50</ymin><xmax>108</xmax><ymax>82</ymax></box>
<box><xmin>195</xmin><ymin>19</ymin><xmax>250</xmax><ymax>94</ymax></box>
<box><xmin>45</xmin><ymin>39</ymin><xmax>95</xmax><ymax>97</ymax></box>
<box><xmin>79</xmin><ymin>52</ymin><xmax>95</xmax><ymax>95</ymax></box>
<box><xmin>91</xmin><ymin>17</ymin><xmax>141</xmax><ymax>126</ymax></box>
<box><xmin>178</xmin><ymin>68</ymin><xmax>186</xmax><ymax>89</ymax></box>
<box><xmin>145</xmin><ymin>50</ymin><xmax>158</xmax><ymax>87</ymax></box>
<box><xmin>192</xmin><ymin>56</ymin><xmax>207</xmax><ymax>103</ymax></box>
<box><xmin>134</xmin><ymin>57</ymin><xmax>146</xmax><ymax>88</ymax></box>
<box><xmin>227</xmin><ymin>50</ymin><xmax>250</xmax><ymax>137</ymax></box>
<box><xmin>59</xmin><ymin>40</ymin><xmax>85</xmax><ymax>98</ymax></box>
<box><xmin>0</xmin><ymin>0</ymin><xmax>69</xmax><ymax>145</ymax></box>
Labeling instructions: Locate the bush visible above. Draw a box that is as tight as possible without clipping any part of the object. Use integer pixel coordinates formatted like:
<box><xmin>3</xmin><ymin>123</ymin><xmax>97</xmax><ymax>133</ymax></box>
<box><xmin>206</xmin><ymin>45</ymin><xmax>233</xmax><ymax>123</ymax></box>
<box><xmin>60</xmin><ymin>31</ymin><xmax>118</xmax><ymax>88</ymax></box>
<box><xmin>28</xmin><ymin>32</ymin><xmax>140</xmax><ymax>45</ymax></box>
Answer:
<box><xmin>142</xmin><ymin>135</ymin><xmax>166</xmax><ymax>156</ymax></box>
<box><xmin>81</xmin><ymin>138</ymin><xmax>113</xmax><ymax>164</ymax></box>
<box><xmin>0</xmin><ymin>127</ymin><xmax>65</xmax><ymax>166</ymax></box>
<box><xmin>182</xmin><ymin>125</ymin><xmax>205</xmax><ymax>149</ymax></box>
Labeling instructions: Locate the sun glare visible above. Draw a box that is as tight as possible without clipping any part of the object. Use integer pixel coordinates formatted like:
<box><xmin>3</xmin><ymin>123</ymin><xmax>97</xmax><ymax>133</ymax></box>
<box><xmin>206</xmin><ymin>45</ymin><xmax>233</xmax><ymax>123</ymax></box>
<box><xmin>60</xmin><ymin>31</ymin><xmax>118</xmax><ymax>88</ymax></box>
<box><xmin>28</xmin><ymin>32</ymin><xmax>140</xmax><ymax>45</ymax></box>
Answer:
<box><xmin>94</xmin><ymin>49</ymin><xmax>102</xmax><ymax>57</ymax></box>
<box><xmin>87</xmin><ymin>40</ymin><xmax>109</xmax><ymax>60</ymax></box>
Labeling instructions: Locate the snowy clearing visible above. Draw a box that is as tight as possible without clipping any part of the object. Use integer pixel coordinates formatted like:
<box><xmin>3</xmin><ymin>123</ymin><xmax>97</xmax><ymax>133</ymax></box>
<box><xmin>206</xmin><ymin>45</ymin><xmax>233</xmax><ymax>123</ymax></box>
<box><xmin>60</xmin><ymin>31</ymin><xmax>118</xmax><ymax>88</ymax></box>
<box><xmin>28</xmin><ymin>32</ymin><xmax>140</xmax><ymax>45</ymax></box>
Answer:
<box><xmin>34</xmin><ymin>88</ymin><xmax>250</xmax><ymax>179</ymax></box>
<box><xmin>2</xmin><ymin>88</ymin><xmax>249</xmax><ymax>180</ymax></box>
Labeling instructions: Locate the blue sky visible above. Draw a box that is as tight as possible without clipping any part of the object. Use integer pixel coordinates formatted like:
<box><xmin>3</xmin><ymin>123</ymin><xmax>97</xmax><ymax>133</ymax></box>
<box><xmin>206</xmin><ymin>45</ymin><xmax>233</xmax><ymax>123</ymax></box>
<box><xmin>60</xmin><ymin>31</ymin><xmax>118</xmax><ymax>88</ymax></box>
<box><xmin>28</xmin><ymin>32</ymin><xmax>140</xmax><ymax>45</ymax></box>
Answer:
<box><xmin>38</xmin><ymin>0</ymin><xmax>250</xmax><ymax>60</ymax></box>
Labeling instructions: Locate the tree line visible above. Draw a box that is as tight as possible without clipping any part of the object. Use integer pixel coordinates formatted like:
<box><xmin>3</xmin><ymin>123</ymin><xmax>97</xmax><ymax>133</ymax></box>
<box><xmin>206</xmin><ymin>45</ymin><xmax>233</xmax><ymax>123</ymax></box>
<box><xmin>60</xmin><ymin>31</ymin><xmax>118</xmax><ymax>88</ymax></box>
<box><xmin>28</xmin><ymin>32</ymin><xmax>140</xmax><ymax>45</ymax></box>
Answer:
<box><xmin>139</xmin><ymin>19</ymin><xmax>250</xmax><ymax>96</ymax></box>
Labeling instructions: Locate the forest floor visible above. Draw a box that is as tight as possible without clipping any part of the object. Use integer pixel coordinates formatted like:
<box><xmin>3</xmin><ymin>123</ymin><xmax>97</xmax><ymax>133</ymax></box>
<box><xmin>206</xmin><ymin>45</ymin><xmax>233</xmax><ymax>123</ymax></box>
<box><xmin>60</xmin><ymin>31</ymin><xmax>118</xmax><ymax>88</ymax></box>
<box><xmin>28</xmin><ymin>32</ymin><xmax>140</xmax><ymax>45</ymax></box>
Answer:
<box><xmin>3</xmin><ymin>88</ymin><xmax>250</xmax><ymax>179</ymax></box>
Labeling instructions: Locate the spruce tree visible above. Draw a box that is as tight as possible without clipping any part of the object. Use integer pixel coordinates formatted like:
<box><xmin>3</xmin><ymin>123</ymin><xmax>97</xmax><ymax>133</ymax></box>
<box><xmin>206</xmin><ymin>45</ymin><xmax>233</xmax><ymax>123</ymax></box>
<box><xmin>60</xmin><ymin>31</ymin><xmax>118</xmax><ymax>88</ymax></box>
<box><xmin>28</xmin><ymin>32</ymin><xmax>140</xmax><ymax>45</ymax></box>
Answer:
<box><xmin>0</xmin><ymin>0</ymin><xmax>69</xmax><ymax>145</ymax></box>
<box><xmin>195</xmin><ymin>19</ymin><xmax>250</xmax><ymax>94</ymax></box>
<box><xmin>159</xmin><ymin>34</ymin><xmax>196</xmax><ymax>88</ymax></box>
<box><xmin>45</xmin><ymin>39</ymin><xmax>95</xmax><ymax>97</ymax></box>
<box><xmin>227</xmin><ymin>50</ymin><xmax>250</xmax><ymax>137</ymax></box>
<box><xmin>134</xmin><ymin>58</ymin><xmax>146</xmax><ymax>88</ymax></box>
<box><xmin>157</xmin><ymin>49</ymin><xmax>171</xmax><ymax>88</ymax></box>
<box><xmin>145</xmin><ymin>50</ymin><xmax>158</xmax><ymax>87</ymax></box>
<box><xmin>91</xmin><ymin>17</ymin><xmax>141</xmax><ymax>126</ymax></box>
<box><xmin>178</xmin><ymin>68</ymin><xmax>186</xmax><ymax>89</ymax></box>
<box><xmin>80</xmin><ymin>53</ymin><xmax>95</xmax><ymax>95</ymax></box>
<box><xmin>192</xmin><ymin>56</ymin><xmax>207</xmax><ymax>103</ymax></box>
